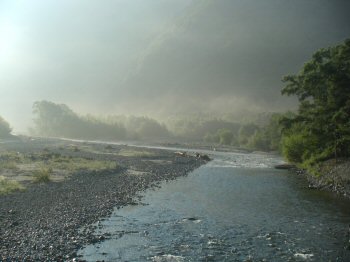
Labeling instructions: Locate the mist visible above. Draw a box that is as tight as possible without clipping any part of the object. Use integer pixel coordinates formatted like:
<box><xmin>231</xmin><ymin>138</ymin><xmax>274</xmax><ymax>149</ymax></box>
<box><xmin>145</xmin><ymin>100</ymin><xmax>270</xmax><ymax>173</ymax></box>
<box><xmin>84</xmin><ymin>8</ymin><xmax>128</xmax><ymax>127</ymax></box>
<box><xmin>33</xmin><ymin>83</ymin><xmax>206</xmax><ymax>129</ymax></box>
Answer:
<box><xmin>1</xmin><ymin>0</ymin><xmax>349</xmax><ymax>133</ymax></box>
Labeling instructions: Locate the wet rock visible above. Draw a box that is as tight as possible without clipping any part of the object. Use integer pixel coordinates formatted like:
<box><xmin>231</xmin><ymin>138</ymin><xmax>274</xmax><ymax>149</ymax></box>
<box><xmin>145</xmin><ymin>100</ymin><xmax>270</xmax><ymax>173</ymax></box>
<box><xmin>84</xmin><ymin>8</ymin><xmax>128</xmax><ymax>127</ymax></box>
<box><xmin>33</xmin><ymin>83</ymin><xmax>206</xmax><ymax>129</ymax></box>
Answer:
<box><xmin>308</xmin><ymin>184</ymin><xmax>318</xmax><ymax>189</ymax></box>
<box><xmin>195</xmin><ymin>153</ymin><xmax>211</xmax><ymax>161</ymax></box>
<box><xmin>175</xmin><ymin>151</ymin><xmax>187</xmax><ymax>157</ymax></box>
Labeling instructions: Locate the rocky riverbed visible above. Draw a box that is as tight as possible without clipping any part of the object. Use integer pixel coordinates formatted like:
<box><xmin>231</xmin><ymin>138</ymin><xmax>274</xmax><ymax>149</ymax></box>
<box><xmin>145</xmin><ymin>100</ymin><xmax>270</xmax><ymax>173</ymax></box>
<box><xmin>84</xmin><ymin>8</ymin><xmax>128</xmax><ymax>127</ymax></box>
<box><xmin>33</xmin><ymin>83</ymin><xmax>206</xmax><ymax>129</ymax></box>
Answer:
<box><xmin>274</xmin><ymin>159</ymin><xmax>350</xmax><ymax>199</ymax></box>
<box><xmin>0</xmin><ymin>137</ymin><xmax>206</xmax><ymax>261</ymax></box>
<box><xmin>305</xmin><ymin>158</ymin><xmax>350</xmax><ymax>199</ymax></box>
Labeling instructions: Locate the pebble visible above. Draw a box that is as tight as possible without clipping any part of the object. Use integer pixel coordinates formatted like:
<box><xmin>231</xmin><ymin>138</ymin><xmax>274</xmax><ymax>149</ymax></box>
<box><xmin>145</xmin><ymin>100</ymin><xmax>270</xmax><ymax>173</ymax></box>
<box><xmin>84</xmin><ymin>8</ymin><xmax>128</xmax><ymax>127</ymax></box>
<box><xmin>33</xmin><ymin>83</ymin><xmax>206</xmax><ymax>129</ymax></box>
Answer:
<box><xmin>0</xmin><ymin>143</ymin><xmax>205</xmax><ymax>260</ymax></box>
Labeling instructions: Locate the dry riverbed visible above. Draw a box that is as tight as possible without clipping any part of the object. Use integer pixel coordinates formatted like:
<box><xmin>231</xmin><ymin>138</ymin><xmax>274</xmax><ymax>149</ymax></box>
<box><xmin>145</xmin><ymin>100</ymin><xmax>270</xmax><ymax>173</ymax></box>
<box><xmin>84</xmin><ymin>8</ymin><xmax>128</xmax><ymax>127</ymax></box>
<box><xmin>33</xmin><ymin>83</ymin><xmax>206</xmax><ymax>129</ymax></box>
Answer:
<box><xmin>0</xmin><ymin>137</ymin><xmax>206</xmax><ymax>261</ymax></box>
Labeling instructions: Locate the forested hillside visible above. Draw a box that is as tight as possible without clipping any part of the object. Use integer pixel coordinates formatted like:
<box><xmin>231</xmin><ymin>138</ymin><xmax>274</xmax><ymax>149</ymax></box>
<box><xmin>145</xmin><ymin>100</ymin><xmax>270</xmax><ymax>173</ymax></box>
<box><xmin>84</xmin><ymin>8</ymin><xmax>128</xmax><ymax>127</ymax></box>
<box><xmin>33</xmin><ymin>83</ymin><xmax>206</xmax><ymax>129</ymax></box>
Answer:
<box><xmin>31</xmin><ymin>101</ymin><xmax>170</xmax><ymax>141</ymax></box>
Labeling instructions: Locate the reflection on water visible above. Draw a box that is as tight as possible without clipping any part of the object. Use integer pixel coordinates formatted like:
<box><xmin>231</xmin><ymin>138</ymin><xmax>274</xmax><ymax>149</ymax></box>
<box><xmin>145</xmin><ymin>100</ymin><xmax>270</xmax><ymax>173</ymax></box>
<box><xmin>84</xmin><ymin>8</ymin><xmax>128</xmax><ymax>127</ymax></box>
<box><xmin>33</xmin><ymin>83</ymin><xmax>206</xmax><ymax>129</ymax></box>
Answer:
<box><xmin>79</xmin><ymin>152</ymin><xmax>350</xmax><ymax>261</ymax></box>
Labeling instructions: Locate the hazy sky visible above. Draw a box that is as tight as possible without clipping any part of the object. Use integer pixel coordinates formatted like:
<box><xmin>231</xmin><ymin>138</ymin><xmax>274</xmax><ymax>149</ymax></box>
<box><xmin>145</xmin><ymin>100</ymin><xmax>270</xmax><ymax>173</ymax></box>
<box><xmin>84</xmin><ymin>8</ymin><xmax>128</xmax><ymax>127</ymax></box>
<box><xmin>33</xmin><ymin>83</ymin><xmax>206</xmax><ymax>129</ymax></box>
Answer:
<box><xmin>0</xmin><ymin>0</ymin><xmax>349</xmax><ymax>132</ymax></box>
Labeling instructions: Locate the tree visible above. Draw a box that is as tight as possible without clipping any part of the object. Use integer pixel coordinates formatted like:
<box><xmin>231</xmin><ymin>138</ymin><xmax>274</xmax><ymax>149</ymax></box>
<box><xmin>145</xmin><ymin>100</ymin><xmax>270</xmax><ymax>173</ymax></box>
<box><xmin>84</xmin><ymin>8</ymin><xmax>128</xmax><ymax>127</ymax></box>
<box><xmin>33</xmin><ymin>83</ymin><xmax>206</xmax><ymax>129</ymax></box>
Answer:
<box><xmin>134</xmin><ymin>117</ymin><xmax>170</xmax><ymax>140</ymax></box>
<box><xmin>247</xmin><ymin>113</ymin><xmax>285</xmax><ymax>151</ymax></box>
<box><xmin>217</xmin><ymin>128</ymin><xmax>235</xmax><ymax>145</ymax></box>
<box><xmin>238</xmin><ymin>123</ymin><xmax>259</xmax><ymax>146</ymax></box>
<box><xmin>203</xmin><ymin>132</ymin><xmax>220</xmax><ymax>143</ymax></box>
<box><xmin>32</xmin><ymin>101</ymin><xmax>126</xmax><ymax>140</ymax></box>
<box><xmin>0</xmin><ymin>116</ymin><xmax>12</xmax><ymax>138</ymax></box>
<box><xmin>281</xmin><ymin>39</ymin><xmax>350</xmax><ymax>163</ymax></box>
<box><xmin>32</xmin><ymin>100</ymin><xmax>79</xmax><ymax>137</ymax></box>
<box><xmin>247</xmin><ymin>130</ymin><xmax>270</xmax><ymax>151</ymax></box>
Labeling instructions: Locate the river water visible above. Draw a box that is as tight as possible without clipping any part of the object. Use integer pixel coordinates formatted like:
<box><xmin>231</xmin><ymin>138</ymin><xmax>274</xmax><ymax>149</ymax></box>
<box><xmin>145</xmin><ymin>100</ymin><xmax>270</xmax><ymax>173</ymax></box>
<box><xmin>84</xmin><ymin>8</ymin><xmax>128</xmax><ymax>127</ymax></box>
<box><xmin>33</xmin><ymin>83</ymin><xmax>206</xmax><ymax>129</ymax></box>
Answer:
<box><xmin>79</xmin><ymin>150</ymin><xmax>350</xmax><ymax>261</ymax></box>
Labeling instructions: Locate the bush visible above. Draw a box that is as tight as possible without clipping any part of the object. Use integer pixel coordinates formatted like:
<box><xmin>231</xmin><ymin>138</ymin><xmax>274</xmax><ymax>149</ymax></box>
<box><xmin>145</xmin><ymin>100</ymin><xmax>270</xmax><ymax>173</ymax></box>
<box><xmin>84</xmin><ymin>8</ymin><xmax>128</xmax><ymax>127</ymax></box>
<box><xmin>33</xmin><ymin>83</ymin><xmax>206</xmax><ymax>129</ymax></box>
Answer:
<box><xmin>281</xmin><ymin>133</ymin><xmax>306</xmax><ymax>163</ymax></box>
<box><xmin>281</xmin><ymin>129</ymin><xmax>321</xmax><ymax>164</ymax></box>
<box><xmin>33</xmin><ymin>167</ymin><xmax>52</xmax><ymax>183</ymax></box>
<box><xmin>0</xmin><ymin>176</ymin><xmax>24</xmax><ymax>195</ymax></box>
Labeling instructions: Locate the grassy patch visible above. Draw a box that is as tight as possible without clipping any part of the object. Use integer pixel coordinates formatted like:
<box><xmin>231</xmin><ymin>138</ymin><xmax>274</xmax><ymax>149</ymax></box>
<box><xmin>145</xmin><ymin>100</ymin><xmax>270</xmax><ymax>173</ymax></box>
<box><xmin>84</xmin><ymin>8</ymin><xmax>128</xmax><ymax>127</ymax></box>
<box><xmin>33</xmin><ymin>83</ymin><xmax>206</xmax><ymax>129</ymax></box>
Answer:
<box><xmin>33</xmin><ymin>167</ymin><xmax>52</xmax><ymax>183</ymax></box>
<box><xmin>45</xmin><ymin>155</ymin><xmax>118</xmax><ymax>172</ymax></box>
<box><xmin>68</xmin><ymin>158</ymin><xmax>118</xmax><ymax>171</ymax></box>
<box><xmin>0</xmin><ymin>151</ymin><xmax>23</xmax><ymax>161</ymax></box>
<box><xmin>0</xmin><ymin>176</ymin><xmax>25</xmax><ymax>195</ymax></box>
<box><xmin>48</xmin><ymin>158</ymin><xmax>118</xmax><ymax>171</ymax></box>
<box><xmin>0</xmin><ymin>161</ymin><xmax>18</xmax><ymax>170</ymax></box>
<box><xmin>1</xmin><ymin>149</ymin><xmax>119</xmax><ymax>185</ymax></box>
<box><xmin>118</xmin><ymin>148</ymin><xmax>155</xmax><ymax>158</ymax></box>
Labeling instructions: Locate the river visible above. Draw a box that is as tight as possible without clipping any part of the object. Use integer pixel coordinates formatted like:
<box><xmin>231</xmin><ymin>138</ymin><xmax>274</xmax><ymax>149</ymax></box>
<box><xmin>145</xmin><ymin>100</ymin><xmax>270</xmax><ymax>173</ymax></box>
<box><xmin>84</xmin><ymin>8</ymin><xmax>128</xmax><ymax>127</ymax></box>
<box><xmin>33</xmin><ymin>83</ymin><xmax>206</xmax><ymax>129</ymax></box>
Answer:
<box><xmin>78</xmin><ymin>150</ymin><xmax>350</xmax><ymax>261</ymax></box>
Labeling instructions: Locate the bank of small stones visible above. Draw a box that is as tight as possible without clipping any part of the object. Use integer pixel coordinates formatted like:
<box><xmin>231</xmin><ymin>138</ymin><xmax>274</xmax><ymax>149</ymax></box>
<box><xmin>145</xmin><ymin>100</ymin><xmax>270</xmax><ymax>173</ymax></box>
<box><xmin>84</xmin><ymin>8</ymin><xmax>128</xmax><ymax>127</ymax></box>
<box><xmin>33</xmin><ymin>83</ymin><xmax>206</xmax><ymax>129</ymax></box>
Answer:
<box><xmin>0</xmin><ymin>139</ymin><xmax>206</xmax><ymax>261</ymax></box>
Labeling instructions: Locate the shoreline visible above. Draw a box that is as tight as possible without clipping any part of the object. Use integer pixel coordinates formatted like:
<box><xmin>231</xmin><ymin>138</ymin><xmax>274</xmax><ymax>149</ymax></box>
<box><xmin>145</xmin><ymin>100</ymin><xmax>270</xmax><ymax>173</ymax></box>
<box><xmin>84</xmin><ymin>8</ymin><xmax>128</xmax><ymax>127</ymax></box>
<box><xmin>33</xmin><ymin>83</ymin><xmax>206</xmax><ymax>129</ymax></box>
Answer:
<box><xmin>0</xmin><ymin>138</ymin><xmax>206</xmax><ymax>261</ymax></box>
<box><xmin>276</xmin><ymin>160</ymin><xmax>350</xmax><ymax>200</ymax></box>
<box><xmin>304</xmin><ymin>159</ymin><xmax>350</xmax><ymax>200</ymax></box>
<box><xmin>1</xmin><ymin>136</ymin><xmax>349</xmax><ymax>260</ymax></box>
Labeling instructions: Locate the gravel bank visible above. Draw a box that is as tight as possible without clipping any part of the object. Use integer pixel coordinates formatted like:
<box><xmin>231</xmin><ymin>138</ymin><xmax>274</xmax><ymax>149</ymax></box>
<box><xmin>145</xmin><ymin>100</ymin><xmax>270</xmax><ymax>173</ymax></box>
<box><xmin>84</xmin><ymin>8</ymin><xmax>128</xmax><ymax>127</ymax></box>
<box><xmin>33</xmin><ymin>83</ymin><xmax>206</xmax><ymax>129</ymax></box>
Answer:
<box><xmin>0</xmin><ymin>138</ymin><xmax>206</xmax><ymax>261</ymax></box>
<box><xmin>306</xmin><ymin>158</ymin><xmax>350</xmax><ymax>199</ymax></box>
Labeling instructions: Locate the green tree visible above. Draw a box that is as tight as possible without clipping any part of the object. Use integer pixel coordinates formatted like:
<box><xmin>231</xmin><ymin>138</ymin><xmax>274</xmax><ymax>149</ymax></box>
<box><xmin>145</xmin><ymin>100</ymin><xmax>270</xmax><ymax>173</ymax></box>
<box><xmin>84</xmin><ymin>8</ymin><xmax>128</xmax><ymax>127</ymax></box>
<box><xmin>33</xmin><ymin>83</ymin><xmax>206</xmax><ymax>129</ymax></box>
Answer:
<box><xmin>32</xmin><ymin>101</ymin><xmax>126</xmax><ymax>140</ymax></box>
<box><xmin>134</xmin><ymin>117</ymin><xmax>170</xmax><ymax>140</ymax></box>
<box><xmin>247</xmin><ymin>130</ymin><xmax>270</xmax><ymax>151</ymax></box>
<box><xmin>238</xmin><ymin>123</ymin><xmax>259</xmax><ymax>146</ymax></box>
<box><xmin>217</xmin><ymin>128</ymin><xmax>235</xmax><ymax>145</ymax></box>
<box><xmin>203</xmin><ymin>132</ymin><xmax>220</xmax><ymax>143</ymax></box>
<box><xmin>281</xmin><ymin>39</ymin><xmax>350</xmax><ymax>163</ymax></box>
<box><xmin>264</xmin><ymin>113</ymin><xmax>284</xmax><ymax>150</ymax></box>
<box><xmin>0</xmin><ymin>116</ymin><xmax>12</xmax><ymax>138</ymax></box>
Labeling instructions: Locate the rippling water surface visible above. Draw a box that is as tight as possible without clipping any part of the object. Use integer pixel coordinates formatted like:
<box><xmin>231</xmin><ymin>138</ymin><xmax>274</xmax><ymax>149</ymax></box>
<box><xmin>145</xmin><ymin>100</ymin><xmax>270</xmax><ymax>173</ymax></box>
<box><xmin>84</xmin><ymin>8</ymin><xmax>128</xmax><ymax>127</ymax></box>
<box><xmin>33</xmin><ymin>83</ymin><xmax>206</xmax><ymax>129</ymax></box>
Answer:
<box><xmin>79</xmin><ymin>151</ymin><xmax>350</xmax><ymax>261</ymax></box>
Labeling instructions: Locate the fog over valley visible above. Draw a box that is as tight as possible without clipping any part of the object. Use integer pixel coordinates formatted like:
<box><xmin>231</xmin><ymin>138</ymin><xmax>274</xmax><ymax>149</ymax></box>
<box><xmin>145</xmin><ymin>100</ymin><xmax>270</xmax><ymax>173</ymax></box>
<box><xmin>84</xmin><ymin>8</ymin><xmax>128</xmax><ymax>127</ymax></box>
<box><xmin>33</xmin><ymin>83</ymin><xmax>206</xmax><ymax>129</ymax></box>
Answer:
<box><xmin>1</xmin><ymin>0</ymin><xmax>349</xmax><ymax>132</ymax></box>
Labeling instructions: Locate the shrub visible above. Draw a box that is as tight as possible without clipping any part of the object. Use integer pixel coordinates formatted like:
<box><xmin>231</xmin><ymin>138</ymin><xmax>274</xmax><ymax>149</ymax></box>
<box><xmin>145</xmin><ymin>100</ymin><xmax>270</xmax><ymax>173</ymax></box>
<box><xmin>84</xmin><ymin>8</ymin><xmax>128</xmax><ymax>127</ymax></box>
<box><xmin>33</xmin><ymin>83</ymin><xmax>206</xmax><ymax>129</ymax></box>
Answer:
<box><xmin>280</xmin><ymin>117</ymin><xmax>320</xmax><ymax>163</ymax></box>
<box><xmin>282</xmin><ymin>134</ymin><xmax>305</xmax><ymax>163</ymax></box>
<box><xmin>0</xmin><ymin>161</ymin><xmax>18</xmax><ymax>170</ymax></box>
<box><xmin>33</xmin><ymin>167</ymin><xmax>52</xmax><ymax>183</ymax></box>
<box><xmin>0</xmin><ymin>176</ymin><xmax>24</xmax><ymax>195</ymax></box>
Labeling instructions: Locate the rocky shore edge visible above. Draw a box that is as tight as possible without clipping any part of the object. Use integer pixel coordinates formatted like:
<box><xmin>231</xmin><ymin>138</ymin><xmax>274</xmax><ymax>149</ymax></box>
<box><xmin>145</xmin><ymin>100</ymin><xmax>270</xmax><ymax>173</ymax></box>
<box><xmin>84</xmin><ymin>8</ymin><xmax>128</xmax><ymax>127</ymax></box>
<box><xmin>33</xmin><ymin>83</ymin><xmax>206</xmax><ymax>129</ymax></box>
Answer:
<box><xmin>0</xmin><ymin>139</ymin><xmax>206</xmax><ymax>261</ymax></box>
<box><xmin>305</xmin><ymin>159</ymin><xmax>350</xmax><ymax>199</ymax></box>
<box><xmin>276</xmin><ymin>159</ymin><xmax>350</xmax><ymax>199</ymax></box>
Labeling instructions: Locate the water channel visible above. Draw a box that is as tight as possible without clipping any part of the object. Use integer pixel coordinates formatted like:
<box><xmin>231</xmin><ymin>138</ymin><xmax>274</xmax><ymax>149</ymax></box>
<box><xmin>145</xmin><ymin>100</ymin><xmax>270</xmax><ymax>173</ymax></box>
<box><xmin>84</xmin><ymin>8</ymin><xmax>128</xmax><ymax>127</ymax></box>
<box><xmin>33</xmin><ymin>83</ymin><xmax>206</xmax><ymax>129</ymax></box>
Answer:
<box><xmin>79</xmin><ymin>150</ymin><xmax>350</xmax><ymax>261</ymax></box>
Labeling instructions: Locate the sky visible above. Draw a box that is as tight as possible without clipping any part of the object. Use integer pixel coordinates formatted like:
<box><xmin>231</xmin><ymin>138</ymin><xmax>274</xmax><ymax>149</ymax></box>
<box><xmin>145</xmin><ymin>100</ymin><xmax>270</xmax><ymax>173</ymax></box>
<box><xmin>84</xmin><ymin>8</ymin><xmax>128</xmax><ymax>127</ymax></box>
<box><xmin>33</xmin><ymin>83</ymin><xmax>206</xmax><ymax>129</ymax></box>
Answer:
<box><xmin>0</xmin><ymin>0</ymin><xmax>349</xmax><ymax>132</ymax></box>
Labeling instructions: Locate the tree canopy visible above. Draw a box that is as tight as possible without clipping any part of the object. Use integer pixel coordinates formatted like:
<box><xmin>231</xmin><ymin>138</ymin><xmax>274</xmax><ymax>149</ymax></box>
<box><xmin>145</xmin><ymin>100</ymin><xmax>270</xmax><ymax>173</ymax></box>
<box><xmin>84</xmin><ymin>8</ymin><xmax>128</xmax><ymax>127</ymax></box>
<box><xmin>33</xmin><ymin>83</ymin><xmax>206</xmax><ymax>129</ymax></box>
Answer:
<box><xmin>31</xmin><ymin>100</ymin><xmax>171</xmax><ymax>141</ymax></box>
<box><xmin>32</xmin><ymin>101</ymin><xmax>127</xmax><ymax>140</ymax></box>
<box><xmin>281</xmin><ymin>39</ymin><xmax>350</xmax><ymax>164</ymax></box>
